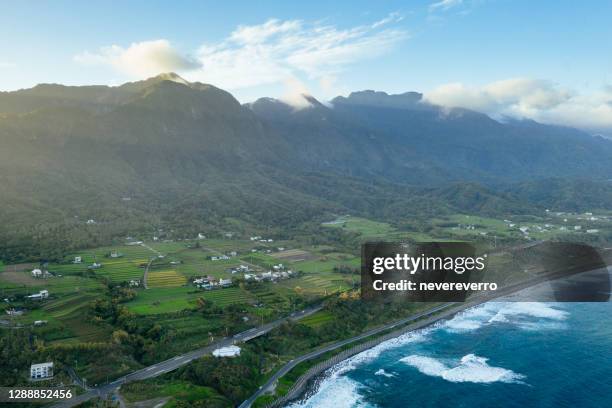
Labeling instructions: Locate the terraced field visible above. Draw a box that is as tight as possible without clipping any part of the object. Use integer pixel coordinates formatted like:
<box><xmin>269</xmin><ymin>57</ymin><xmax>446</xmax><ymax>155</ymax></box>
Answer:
<box><xmin>200</xmin><ymin>287</ymin><xmax>253</xmax><ymax>306</ymax></box>
<box><xmin>126</xmin><ymin>285</ymin><xmax>253</xmax><ymax>315</ymax></box>
<box><xmin>280</xmin><ymin>274</ymin><xmax>351</xmax><ymax>295</ymax></box>
<box><xmin>42</xmin><ymin>292</ymin><xmax>92</xmax><ymax>318</ymax></box>
<box><xmin>147</xmin><ymin>270</ymin><xmax>187</xmax><ymax>288</ymax></box>
<box><xmin>0</xmin><ymin>274</ymin><xmax>103</xmax><ymax>296</ymax></box>
<box><xmin>249</xmin><ymin>286</ymin><xmax>288</xmax><ymax>306</ymax></box>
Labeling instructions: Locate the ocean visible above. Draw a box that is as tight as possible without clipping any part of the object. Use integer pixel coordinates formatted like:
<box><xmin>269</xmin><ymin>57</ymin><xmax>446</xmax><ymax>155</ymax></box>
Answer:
<box><xmin>288</xmin><ymin>301</ymin><xmax>612</xmax><ymax>408</ymax></box>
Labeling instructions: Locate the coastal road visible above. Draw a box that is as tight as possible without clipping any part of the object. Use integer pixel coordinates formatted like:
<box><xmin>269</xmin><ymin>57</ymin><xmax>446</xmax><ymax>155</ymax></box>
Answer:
<box><xmin>51</xmin><ymin>306</ymin><xmax>321</xmax><ymax>408</ymax></box>
<box><xmin>238</xmin><ymin>303</ymin><xmax>454</xmax><ymax>408</ymax></box>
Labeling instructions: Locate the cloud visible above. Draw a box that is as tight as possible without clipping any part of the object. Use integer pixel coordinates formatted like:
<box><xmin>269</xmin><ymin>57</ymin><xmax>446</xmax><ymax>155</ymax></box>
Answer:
<box><xmin>190</xmin><ymin>16</ymin><xmax>408</xmax><ymax>102</ymax></box>
<box><xmin>429</xmin><ymin>0</ymin><xmax>463</xmax><ymax>12</ymax></box>
<box><xmin>74</xmin><ymin>39</ymin><xmax>201</xmax><ymax>78</ymax></box>
<box><xmin>372</xmin><ymin>12</ymin><xmax>405</xmax><ymax>28</ymax></box>
<box><xmin>424</xmin><ymin>78</ymin><xmax>612</xmax><ymax>133</ymax></box>
<box><xmin>73</xmin><ymin>16</ymin><xmax>407</xmax><ymax>106</ymax></box>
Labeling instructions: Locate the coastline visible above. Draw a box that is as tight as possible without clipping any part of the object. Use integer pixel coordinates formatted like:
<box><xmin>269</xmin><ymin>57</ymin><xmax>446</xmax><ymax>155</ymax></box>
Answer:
<box><xmin>274</xmin><ymin>263</ymin><xmax>612</xmax><ymax>407</ymax></box>
<box><xmin>281</xmin><ymin>300</ymin><xmax>482</xmax><ymax>407</ymax></box>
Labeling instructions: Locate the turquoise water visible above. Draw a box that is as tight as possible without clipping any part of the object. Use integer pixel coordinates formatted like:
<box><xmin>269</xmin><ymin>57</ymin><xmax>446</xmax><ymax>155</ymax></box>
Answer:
<box><xmin>289</xmin><ymin>302</ymin><xmax>612</xmax><ymax>408</ymax></box>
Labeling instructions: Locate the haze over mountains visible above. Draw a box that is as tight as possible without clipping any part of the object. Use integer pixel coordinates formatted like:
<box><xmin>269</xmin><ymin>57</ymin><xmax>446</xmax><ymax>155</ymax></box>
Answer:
<box><xmin>1</xmin><ymin>73</ymin><xmax>611</xmax><ymax>260</ymax></box>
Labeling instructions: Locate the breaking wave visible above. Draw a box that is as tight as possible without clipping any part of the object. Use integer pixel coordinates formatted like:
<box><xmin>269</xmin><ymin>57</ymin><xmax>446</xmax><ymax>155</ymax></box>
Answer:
<box><xmin>374</xmin><ymin>369</ymin><xmax>395</xmax><ymax>378</ymax></box>
<box><xmin>400</xmin><ymin>354</ymin><xmax>526</xmax><ymax>384</ymax></box>
<box><xmin>287</xmin><ymin>376</ymin><xmax>373</xmax><ymax>408</ymax></box>
<box><xmin>444</xmin><ymin>302</ymin><xmax>568</xmax><ymax>333</ymax></box>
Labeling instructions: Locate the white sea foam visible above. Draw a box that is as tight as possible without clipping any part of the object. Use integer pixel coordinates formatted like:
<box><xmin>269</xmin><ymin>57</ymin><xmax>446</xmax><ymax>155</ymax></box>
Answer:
<box><xmin>443</xmin><ymin>302</ymin><xmax>569</xmax><ymax>333</ymax></box>
<box><xmin>287</xmin><ymin>376</ymin><xmax>373</xmax><ymax>408</ymax></box>
<box><xmin>494</xmin><ymin>302</ymin><xmax>568</xmax><ymax>320</ymax></box>
<box><xmin>374</xmin><ymin>369</ymin><xmax>395</xmax><ymax>378</ymax></box>
<box><xmin>289</xmin><ymin>326</ymin><xmax>430</xmax><ymax>407</ymax></box>
<box><xmin>326</xmin><ymin>328</ymin><xmax>430</xmax><ymax>378</ymax></box>
<box><xmin>400</xmin><ymin>353</ymin><xmax>525</xmax><ymax>384</ymax></box>
<box><xmin>442</xmin><ymin>302</ymin><xmax>501</xmax><ymax>332</ymax></box>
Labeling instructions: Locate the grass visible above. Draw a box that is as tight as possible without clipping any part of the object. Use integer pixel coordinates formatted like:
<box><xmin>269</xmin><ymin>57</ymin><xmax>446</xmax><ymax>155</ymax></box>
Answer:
<box><xmin>125</xmin><ymin>287</ymin><xmax>200</xmax><ymax>315</ymax></box>
<box><xmin>323</xmin><ymin>216</ymin><xmax>395</xmax><ymax>238</ymax></box>
<box><xmin>125</xmin><ymin>286</ymin><xmax>253</xmax><ymax>315</ymax></box>
<box><xmin>0</xmin><ymin>274</ymin><xmax>104</xmax><ymax>296</ymax></box>
<box><xmin>300</xmin><ymin>310</ymin><xmax>335</xmax><ymax>328</ymax></box>
<box><xmin>120</xmin><ymin>379</ymin><xmax>230</xmax><ymax>406</ymax></box>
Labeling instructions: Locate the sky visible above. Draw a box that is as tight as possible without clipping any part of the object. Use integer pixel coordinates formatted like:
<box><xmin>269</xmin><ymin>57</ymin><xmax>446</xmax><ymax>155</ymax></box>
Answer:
<box><xmin>1</xmin><ymin>0</ymin><xmax>611</xmax><ymax>133</ymax></box>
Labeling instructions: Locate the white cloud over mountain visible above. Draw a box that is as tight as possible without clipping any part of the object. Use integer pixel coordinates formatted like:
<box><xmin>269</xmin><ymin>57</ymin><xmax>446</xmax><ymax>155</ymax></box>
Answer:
<box><xmin>74</xmin><ymin>39</ymin><xmax>201</xmax><ymax>78</ymax></box>
<box><xmin>191</xmin><ymin>16</ymin><xmax>407</xmax><ymax>94</ymax></box>
<box><xmin>425</xmin><ymin>78</ymin><xmax>612</xmax><ymax>133</ymax></box>
<box><xmin>72</xmin><ymin>16</ymin><xmax>612</xmax><ymax>134</ymax></box>
<box><xmin>74</xmin><ymin>15</ymin><xmax>407</xmax><ymax>101</ymax></box>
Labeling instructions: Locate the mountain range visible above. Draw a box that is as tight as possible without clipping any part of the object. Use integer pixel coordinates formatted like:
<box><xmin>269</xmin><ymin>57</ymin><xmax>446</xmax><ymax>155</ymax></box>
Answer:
<box><xmin>1</xmin><ymin>73</ymin><xmax>611</xmax><ymax>260</ymax></box>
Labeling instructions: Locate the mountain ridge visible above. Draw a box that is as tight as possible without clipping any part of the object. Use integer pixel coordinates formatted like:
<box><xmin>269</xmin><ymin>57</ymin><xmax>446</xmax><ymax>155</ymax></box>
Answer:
<box><xmin>1</xmin><ymin>74</ymin><xmax>612</xmax><ymax>260</ymax></box>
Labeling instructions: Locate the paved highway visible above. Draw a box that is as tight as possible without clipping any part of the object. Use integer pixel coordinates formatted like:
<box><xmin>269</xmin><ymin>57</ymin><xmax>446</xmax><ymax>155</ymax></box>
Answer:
<box><xmin>51</xmin><ymin>307</ymin><xmax>321</xmax><ymax>408</ymax></box>
<box><xmin>237</xmin><ymin>303</ymin><xmax>454</xmax><ymax>408</ymax></box>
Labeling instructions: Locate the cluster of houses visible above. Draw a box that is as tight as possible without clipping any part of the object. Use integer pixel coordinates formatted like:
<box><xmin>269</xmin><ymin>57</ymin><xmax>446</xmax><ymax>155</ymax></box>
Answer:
<box><xmin>244</xmin><ymin>268</ymin><xmax>295</xmax><ymax>282</ymax></box>
<box><xmin>250</xmin><ymin>236</ymin><xmax>274</xmax><ymax>243</ymax></box>
<box><xmin>229</xmin><ymin>265</ymin><xmax>250</xmax><ymax>274</ymax></box>
<box><xmin>500</xmin><ymin>217</ymin><xmax>602</xmax><ymax>237</ymax></box>
<box><xmin>31</xmin><ymin>268</ymin><xmax>52</xmax><ymax>279</ymax></box>
<box><xmin>209</xmin><ymin>251</ymin><xmax>237</xmax><ymax>261</ymax></box>
<box><xmin>193</xmin><ymin>276</ymin><xmax>233</xmax><ymax>290</ymax></box>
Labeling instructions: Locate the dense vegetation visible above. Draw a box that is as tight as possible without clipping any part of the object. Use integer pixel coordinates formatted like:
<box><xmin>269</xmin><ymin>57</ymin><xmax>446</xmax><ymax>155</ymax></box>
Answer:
<box><xmin>2</xmin><ymin>74</ymin><xmax>612</xmax><ymax>262</ymax></box>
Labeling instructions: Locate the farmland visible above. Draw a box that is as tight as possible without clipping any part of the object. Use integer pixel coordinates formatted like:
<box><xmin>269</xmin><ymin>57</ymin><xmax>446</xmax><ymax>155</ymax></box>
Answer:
<box><xmin>2</xmin><ymin>212</ymin><xmax>609</xmax><ymax>390</ymax></box>
<box><xmin>0</xmin><ymin>234</ymin><xmax>360</xmax><ymax>336</ymax></box>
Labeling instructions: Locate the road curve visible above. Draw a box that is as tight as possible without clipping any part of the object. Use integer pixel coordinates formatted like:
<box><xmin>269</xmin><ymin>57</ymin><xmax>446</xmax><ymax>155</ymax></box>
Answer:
<box><xmin>51</xmin><ymin>307</ymin><xmax>322</xmax><ymax>408</ymax></box>
<box><xmin>237</xmin><ymin>303</ymin><xmax>454</xmax><ymax>408</ymax></box>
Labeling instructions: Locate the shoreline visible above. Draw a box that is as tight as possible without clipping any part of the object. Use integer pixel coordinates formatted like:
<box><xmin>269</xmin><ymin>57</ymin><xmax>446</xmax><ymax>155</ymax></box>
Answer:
<box><xmin>274</xmin><ymin>263</ymin><xmax>610</xmax><ymax>407</ymax></box>
<box><xmin>282</xmin><ymin>300</ymin><xmax>482</xmax><ymax>407</ymax></box>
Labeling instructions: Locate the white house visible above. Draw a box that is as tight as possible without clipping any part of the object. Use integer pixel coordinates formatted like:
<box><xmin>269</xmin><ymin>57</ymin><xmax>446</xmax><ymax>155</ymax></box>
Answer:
<box><xmin>212</xmin><ymin>345</ymin><xmax>240</xmax><ymax>358</ymax></box>
<box><xmin>31</xmin><ymin>269</ymin><xmax>43</xmax><ymax>278</ymax></box>
<box><xmin>73</xmin><ymin>256</ymin><xmax>82</xmax><ymax>264</ymax></box>
<box><xmin>27</xmin><ymin>290</ymin><xmax>49</xmax><ymax>300</ymax></box>
<box><xmin>574</xmin><ymin>226</ymin><xmax>582</xmax><ymax>231</ymax></box>
<box><xmin>587</xmin><ymin>229</ymin><xmax>599</xmax><ymax>234</ymax></box>
<box><xmin>219</xmin><ymin>278</ymin><xmax>232</xmax><ymax>287</ymax></box>
<box><xmin>30</xmin><ymin>362</ymin><xmax>53</xmax><ymax>380</ymax></box>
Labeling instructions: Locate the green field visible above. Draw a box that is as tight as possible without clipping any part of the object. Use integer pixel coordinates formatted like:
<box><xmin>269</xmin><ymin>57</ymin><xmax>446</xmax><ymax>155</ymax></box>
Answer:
<box><xmin>300</xmin><ymin>310</ymin><xmax>335</xmax><ymax>328</ymax></box>
<box><xmin>125</xmin><ymin>286</ymin><xmax>253</xmax><ymax>315</ymax></box>
<box><xmin>125</xmin><ymin>287</ymin><xmax>201</xmax><ymax>314</ymax></box>
<box><xmin>121</xmin><ymin>379</ymin><xmax>230</xmax><ymax>406</ymax></box>
<box><xmin>323</xmin><ymin>216</ymin><xmax>395</xmax><ymax>237</ymax></box>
